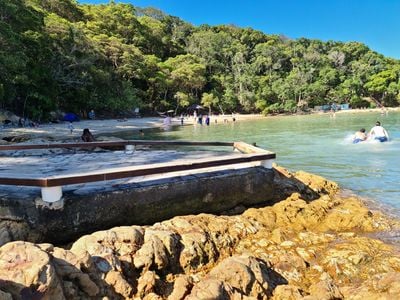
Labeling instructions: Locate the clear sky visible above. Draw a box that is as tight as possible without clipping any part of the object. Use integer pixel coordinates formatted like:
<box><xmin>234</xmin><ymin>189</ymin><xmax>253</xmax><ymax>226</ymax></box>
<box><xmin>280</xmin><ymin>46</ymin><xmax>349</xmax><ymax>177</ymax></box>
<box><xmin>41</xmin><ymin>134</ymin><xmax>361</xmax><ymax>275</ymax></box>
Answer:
<box><xmin>79</xmin><ymin>0</ymin><xmax>400</xmax><ymax>59</ymax></box>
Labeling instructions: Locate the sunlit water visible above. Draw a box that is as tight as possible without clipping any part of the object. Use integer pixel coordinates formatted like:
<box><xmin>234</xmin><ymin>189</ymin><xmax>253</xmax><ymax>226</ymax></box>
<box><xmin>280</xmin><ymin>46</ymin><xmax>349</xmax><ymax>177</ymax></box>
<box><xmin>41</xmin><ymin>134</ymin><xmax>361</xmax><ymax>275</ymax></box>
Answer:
<box><xmin>120</xmin><ymin>111</ymin><xmax>400</xmax><ymax>213</ymax></box>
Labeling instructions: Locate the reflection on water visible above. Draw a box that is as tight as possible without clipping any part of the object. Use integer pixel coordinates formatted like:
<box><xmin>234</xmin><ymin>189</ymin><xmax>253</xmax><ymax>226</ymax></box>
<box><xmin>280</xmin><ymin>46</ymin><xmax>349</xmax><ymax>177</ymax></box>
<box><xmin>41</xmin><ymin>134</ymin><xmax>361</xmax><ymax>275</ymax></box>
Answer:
<box><xmin>117</xmin><ymin>111</ymin><xmax>400</xmax><ymax>211</ymax></box>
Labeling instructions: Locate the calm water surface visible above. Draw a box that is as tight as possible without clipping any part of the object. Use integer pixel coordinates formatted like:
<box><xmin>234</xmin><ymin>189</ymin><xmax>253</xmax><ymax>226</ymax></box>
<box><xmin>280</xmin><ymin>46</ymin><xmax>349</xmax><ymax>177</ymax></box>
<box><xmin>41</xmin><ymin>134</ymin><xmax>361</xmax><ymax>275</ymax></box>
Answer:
<box><xmin>125</xmin><ymin>111</ymin><xmax>400</xmax><ymax>211</ymax></box>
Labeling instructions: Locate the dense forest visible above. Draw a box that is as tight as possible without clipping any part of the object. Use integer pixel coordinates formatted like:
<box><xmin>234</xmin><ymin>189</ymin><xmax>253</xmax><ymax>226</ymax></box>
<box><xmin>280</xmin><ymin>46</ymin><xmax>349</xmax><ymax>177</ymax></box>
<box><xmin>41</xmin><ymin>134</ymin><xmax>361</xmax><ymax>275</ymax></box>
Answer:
<box><xmin>1</xmin><ymin>0</ymin><xmax>400</xmax><ymax>121</ymax></box>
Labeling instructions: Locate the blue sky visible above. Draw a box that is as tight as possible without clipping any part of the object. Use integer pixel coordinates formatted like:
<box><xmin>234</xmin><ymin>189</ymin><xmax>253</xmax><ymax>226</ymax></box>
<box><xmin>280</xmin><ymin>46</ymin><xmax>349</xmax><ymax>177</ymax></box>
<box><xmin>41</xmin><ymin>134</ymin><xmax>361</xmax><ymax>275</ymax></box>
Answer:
<box><xmin>79</xmin><ymin>0</ymin><xmax>400</xmax><ymax>59</ymax></box>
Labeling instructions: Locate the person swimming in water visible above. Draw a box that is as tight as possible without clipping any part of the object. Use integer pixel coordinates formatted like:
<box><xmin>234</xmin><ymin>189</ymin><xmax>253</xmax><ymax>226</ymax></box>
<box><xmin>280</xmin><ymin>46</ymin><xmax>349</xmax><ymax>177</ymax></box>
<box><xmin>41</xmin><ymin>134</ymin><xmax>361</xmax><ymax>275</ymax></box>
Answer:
<box><xmin>369</xmin><ymin>121</ymin><xmax>389</xmax><ymax>142</ymax></box>
<box><xmin>352</xmin><ymin>128</ymin><xmax>367</xmax><ymax>144</ymax></box>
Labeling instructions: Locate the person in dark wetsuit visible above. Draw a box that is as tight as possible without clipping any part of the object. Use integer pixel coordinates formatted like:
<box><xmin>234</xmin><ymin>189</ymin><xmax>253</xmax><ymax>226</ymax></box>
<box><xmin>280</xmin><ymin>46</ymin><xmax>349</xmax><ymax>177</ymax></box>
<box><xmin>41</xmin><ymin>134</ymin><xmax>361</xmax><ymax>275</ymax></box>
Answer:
<box><xmin>81</xmin><ymin>128</ymin><xmax>95</xmax><ymax>142</ymax></box>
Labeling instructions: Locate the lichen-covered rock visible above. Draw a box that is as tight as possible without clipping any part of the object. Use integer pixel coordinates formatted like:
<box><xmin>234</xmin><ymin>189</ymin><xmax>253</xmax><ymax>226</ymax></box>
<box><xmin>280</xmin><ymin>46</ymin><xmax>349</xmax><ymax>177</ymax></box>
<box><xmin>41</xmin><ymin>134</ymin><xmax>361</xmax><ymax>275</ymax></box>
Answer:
<box><xmin>185</xmin><ymin>278</ymin><xmax>231</xmax><ymax>300</ymax></box>
<box><xmin>133</xmin><ymin>229</ymin><xmax>177</xmax><ymax>271</ymax></box>
<box><xmin>307</xmin><ymin>273</ymin><xmax>342</xmax><ymax>299</ymax></box>
<box><xmin>206</xmin><ymin>255</ymin><xmax>274</xmax><ymax>297</ymax></box>
<box><xmin>272</xmin><ymin>166</ymin><xmax>339</xmax><ymax>201</ymax></box>
<box><xmin>51</xmin><ymin>247</ymin><xmax>99</xmax><ymax>297</ymax></box>
<box><xmin>71</xmin><ymin>226</ymin><xmax>144</xmax><ymax>257</ymax></box>
<box><xmin>0</xmin><ymin>241</ymin><xmax>65</xmax><ymax>299</ymax></box>
<box><xmin>136</xmin><ymin>270</ymin><xmax>158</xmax><ymax>298</ymax></box>
<box><xmin>272</xmin><ymin>285</ymin><xmax>303</xmax><ymax>300</ymax></box>
<box><xmin>167</xmin><ymin>275</ymin><xmax>193</xmax><ymax>300</ymax></box>
<box><xmin>105</xmin><ymin>270</ymin><xmax>133</xmax><ymax>298</ymax></box>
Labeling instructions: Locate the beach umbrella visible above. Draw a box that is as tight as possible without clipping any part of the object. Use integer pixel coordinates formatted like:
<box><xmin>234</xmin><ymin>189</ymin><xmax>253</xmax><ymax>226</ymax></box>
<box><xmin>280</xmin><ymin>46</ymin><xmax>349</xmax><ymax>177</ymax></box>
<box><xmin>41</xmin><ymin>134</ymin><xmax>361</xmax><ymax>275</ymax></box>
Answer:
<box><xmin>62</xmin><ymin>113</ymin><xmax>80</xmax><ymax>122</ymax></box>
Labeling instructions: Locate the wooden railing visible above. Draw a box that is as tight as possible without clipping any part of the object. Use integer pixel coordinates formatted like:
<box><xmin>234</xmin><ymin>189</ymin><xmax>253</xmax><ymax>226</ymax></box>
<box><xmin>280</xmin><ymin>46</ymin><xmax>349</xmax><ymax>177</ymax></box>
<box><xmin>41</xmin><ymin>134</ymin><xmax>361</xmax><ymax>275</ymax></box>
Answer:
<box><xmin>0</xmin><ymin>140</ymin><xmax>276</xmax><ymax>202</ymax></box>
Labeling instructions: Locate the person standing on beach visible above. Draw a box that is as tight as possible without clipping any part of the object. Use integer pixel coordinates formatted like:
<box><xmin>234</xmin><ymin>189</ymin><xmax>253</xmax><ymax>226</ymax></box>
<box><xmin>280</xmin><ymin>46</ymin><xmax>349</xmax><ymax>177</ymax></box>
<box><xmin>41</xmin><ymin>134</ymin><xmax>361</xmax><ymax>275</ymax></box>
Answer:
<box><xmin>68</xmin><ymin>122</ymin><xmax>74</xmax><ymax>134</ymax></box>
<box><xmin>329</xmin><ymin>108</ymin><xmax>336</xmax><ymax>119</ymax></box>
<box><xmin>88</xmin><ymin>109</ymin><xmax>95</xmax><ymax>120</ymax></box>
<box><xmin>205</xmin><ymin>115</ymin><xmax>210</xmax><ymax>126</ymax></box>
<box><xmin>369</xmin><ymin>121</ymin><xmax>389</xmax><ymax>142</ymax></box>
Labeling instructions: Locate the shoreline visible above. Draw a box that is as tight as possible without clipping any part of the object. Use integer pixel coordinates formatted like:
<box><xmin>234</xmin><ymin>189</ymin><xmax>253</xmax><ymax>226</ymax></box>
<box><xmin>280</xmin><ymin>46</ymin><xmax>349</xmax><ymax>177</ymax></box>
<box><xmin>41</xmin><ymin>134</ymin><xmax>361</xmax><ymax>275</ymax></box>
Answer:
<box><xmin>2</xmin><ymin>107</ymin><xmax>399</xmax><ymax>142</ymax></box>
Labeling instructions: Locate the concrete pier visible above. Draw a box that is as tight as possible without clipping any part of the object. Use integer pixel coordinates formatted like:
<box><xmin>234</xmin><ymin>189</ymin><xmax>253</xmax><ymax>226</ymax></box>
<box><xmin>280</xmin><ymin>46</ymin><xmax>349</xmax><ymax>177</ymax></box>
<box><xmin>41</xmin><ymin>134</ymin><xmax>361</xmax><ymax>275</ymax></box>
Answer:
<box><xmin>0</xmin><ymin>142</ymin><xmax>277</xmax><ymax>245</ymax></box>
<box><xmin>0</xmin><ymin>166</ymin><xmax>275</xmax><ymax>244</ymax></box>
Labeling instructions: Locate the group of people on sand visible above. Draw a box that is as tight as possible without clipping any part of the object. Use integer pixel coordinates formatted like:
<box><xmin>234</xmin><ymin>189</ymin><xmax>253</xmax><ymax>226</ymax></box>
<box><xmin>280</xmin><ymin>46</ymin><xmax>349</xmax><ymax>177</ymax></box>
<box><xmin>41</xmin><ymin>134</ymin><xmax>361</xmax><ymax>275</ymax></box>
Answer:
<box><xmin>353</xmin><ymin>121</ymin><xmax>389</xmax><ymax>143</ymax></box>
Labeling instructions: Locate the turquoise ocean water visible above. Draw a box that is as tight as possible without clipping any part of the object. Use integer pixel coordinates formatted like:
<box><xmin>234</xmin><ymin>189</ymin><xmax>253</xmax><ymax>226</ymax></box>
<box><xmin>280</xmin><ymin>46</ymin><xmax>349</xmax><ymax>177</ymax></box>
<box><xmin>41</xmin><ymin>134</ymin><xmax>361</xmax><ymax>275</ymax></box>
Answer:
<box><xmin>123</xmin><ymin>111</ymin><xmax>400</xmax><ymax>212</ymax></box>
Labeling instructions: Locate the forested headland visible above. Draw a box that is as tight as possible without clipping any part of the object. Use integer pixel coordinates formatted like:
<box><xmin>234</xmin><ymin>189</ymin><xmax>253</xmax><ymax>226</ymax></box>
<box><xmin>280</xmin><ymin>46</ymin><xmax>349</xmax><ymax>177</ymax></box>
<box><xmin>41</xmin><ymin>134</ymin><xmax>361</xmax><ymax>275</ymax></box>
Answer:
<box><xmin>1</xmin><ymin>0</ymin><xmax>400</xmax><ymax>121</ymax></box>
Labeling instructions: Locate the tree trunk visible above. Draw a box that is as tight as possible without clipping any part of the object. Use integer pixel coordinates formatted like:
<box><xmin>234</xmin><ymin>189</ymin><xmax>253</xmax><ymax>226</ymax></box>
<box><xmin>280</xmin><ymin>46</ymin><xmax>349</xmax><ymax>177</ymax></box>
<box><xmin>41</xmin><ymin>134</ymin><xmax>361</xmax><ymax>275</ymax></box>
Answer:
<box><xmin>218</xmin><ymin>104</ymin><xmax>225</xmax><ymax>115</ymax></box>
<box><xmin>22</xmin><ymin>96</ymin><xmax>28</xmax><ymax>119</ymax></box>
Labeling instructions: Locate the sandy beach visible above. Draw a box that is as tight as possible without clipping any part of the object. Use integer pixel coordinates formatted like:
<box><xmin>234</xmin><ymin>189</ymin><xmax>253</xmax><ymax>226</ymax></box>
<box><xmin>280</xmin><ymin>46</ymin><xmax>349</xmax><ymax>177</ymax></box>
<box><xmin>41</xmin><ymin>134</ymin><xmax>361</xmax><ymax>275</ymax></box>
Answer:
<box><xmin>0</xmin><ymin>113</ymin><xmax>265</xmax><ymax>141</ymax></box>
<box><xmin>322</xmin><ymin>106</ymin><xmax>400</xmax><ymax>115</ymax></box>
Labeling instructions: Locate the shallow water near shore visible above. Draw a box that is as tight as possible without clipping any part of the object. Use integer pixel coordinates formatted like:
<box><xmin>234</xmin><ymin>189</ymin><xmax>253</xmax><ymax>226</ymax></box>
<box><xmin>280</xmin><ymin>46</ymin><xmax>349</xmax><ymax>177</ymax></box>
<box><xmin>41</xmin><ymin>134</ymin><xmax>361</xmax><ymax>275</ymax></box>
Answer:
<box><xmin>120</xmin><ymin>111</ymin><xmax>400</xmax><ymax>213</ymax></box>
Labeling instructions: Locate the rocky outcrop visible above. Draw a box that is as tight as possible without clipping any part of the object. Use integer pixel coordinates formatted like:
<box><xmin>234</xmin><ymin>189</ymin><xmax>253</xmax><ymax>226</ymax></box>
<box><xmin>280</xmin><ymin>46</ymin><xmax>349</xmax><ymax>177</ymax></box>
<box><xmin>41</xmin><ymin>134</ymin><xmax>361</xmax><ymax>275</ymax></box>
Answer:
<box><xmin>0</xmin><ymin>167</ymin><xmax>399</xmax><ymax>299</ymax></box>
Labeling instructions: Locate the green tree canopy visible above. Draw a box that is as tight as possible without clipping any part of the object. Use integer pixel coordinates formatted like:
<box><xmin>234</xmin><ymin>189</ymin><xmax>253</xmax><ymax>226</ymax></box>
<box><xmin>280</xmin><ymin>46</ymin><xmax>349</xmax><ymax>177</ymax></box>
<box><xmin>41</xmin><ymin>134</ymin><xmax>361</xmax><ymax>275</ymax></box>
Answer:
<box><xmin>0</xmin><ymin>0</ymin><xmax>399</xmax><ymax>119</ymax></box>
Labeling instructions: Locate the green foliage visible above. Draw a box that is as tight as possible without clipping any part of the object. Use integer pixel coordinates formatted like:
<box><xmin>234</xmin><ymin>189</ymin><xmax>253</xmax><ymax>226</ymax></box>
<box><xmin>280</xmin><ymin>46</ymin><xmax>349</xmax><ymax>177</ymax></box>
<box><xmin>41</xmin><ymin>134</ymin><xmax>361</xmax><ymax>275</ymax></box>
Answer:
<box><xmin>349</xmin><ymin>96</ymin><xmax>370</xmax><ymax>108</ymax></box>
<box><xmin>163</xmin><ymin>54</ymin><xmax>206</xmax><ymax>99</ymax></box>
<box><xmin>28</xmin><ymin>0</ymin><xmax>84</xmax><ymax>22</ymax></box>
<box><xmin>0</xmin><ymin>0</ymin><xmax>399</xmax><ymax>119</ymax></box>
<box><xmin>284</xmin><ymin>100</ymin><xmax>297</xmax><ymax>113</ymax></box>
<box><xmin>201</xmin><ymin>92</ymin><xmax>219</xmax><ymax>113</ymax></box>
<box><xmin>174</xmin><ymin>91</ymin><xmax>190</xmax><ymax>110</ymax></box>
<box><xmin>263</xmin><ymin>103</ymin><xmax>283</xmax><ymax>115</ymax></box>
<box><xmin>364</xmin><ymin>67</ymin><xmax>400</xmax><ymax>106</ymax></box>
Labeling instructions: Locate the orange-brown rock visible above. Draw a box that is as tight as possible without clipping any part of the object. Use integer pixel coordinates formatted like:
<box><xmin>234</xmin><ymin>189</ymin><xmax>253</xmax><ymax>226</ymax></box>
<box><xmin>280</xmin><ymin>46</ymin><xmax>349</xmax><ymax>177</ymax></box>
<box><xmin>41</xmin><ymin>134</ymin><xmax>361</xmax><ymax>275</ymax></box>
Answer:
<box><xmin>0</xmin><ymin>168</ymin><xmax>399</xmax><ymax>299</ymax></box>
